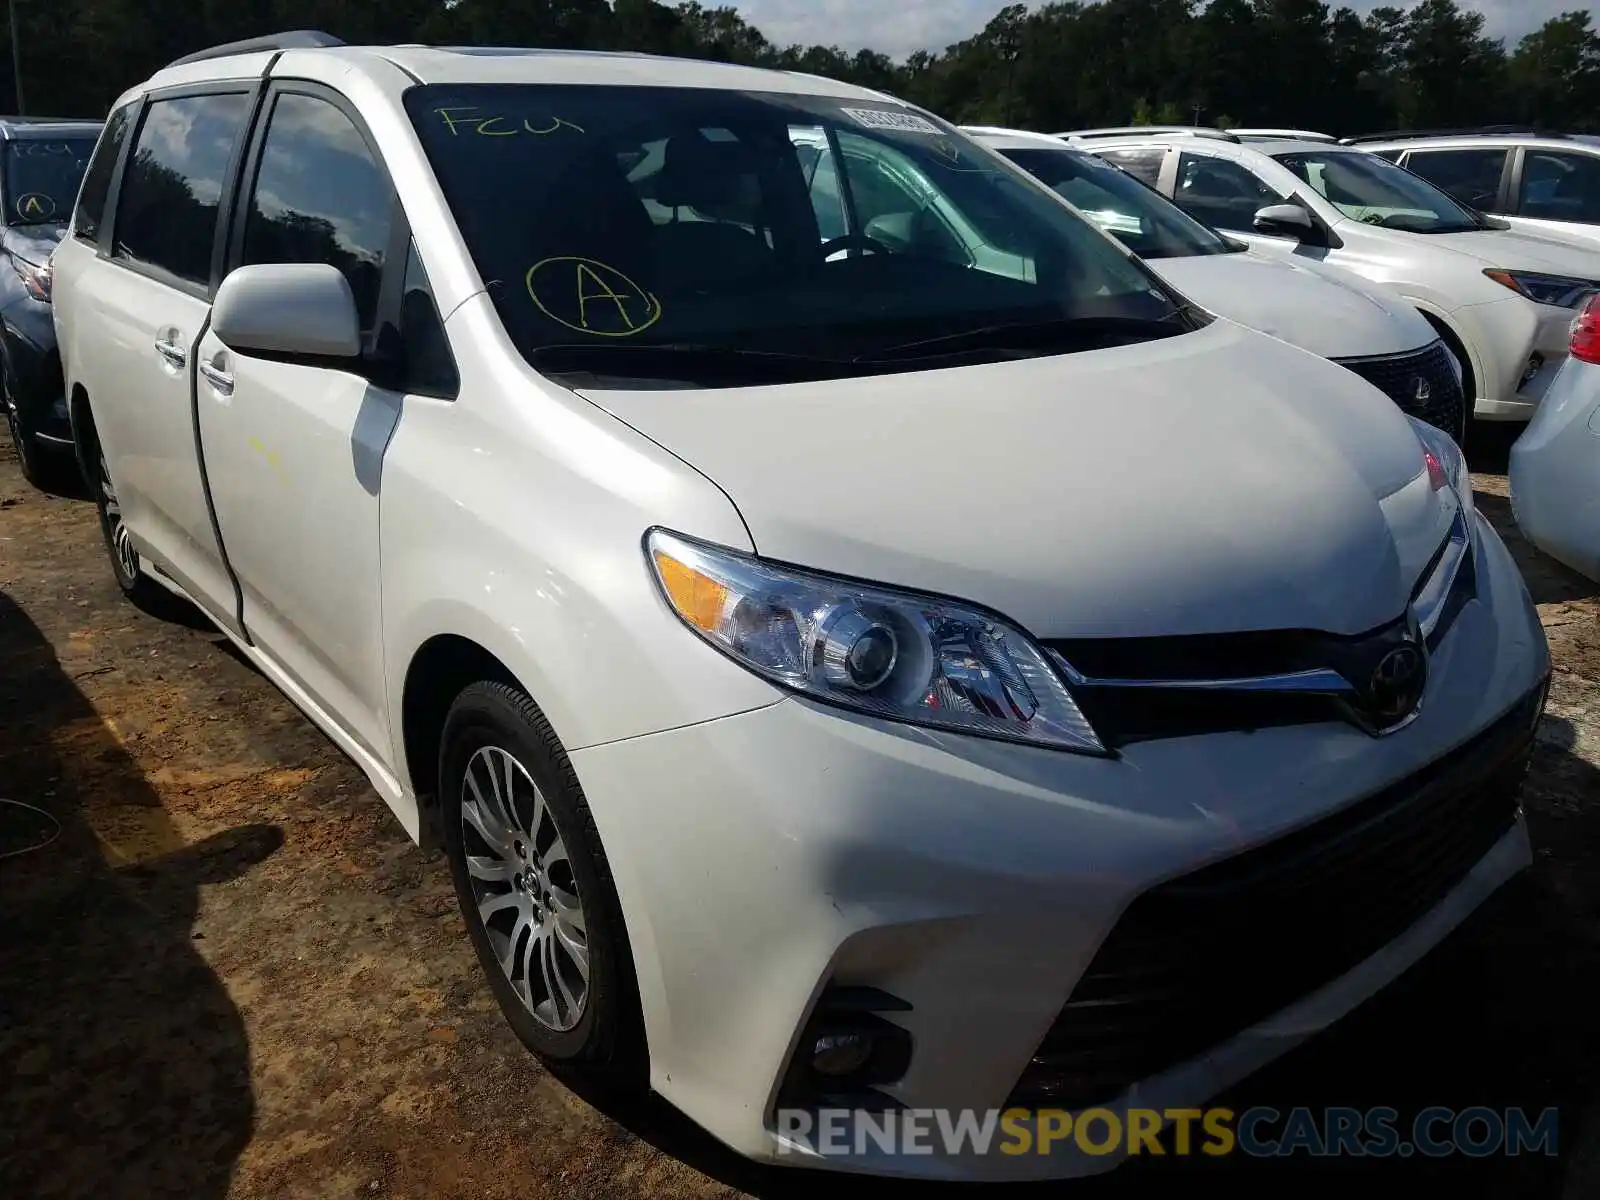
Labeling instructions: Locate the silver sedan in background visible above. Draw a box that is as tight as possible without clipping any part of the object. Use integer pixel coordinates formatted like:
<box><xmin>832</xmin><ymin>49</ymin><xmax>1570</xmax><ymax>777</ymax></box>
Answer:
<box><xmin>1510</xmin><ymin>293</ymin><xmax>1600</xmax><ymax>581</ymax></box>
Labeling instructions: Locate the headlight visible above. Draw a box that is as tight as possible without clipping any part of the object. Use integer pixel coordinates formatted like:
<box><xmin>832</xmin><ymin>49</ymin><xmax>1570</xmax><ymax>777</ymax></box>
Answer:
<box><xmin>646</xmin><ymin>529</ymin><xmax>1105</xmax><ymax>754</ymax></box>
<box><xmin>12</xmin><ymin>257</ymin><xmax>50</xmax><ymax>304</ymax></box>
<box><xmin>1408</xmin><ymin>415</ymin><xmax>1473</xmax><ymax>517</ymax></box>
<box><xmin>1483</xmin><ymin>269</ymin><xmax>1598</xmax><ymax>310</ymax></box>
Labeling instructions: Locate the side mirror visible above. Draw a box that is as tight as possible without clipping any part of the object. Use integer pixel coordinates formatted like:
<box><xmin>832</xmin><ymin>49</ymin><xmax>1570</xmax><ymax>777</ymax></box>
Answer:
<box><xmin>1253</xmin><ymin>202</ymin><xmax>1316</xmax><ymax>240</ymax></box>
<box><xmin>213</xmin><ymin>263</ymin><xmax>361</xmax><ymax>360</ymax></box>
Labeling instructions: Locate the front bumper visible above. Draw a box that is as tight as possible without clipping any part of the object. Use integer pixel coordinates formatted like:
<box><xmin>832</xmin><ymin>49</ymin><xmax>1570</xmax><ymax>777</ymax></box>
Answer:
<box><xmin>1452</xmin><ymin>294</ymin><xmax>1575</xmax><ymax>421</ymax></box>
<box><xmin>570</xmin><ymin>515</ymin><xmax>1549</xmax><ymax>1181</ymax></box>
<box><xmin>1</xmin><ymin>303</ymin><xmax>68</xmax><ymax>443</ymax></box>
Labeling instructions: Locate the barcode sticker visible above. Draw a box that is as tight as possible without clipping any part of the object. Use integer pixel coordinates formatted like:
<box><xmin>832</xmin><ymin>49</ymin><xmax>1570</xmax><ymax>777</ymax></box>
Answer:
<box><xmin>841</xmin><ymin>107</ymin><xmax>942</xmax><ymax>135</ymax></box>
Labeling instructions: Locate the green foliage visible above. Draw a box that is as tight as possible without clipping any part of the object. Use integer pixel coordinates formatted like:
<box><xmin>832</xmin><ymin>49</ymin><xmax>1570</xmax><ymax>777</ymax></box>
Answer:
<box><xmin>1</xmin><ymin>0</ymin><xmax>1596</xmax><ymax>134</ymax></box>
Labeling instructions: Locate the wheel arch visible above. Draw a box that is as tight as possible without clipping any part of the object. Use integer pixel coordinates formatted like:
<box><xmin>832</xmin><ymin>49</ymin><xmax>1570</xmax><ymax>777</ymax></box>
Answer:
<box><xmin>1414</xmin><ymin>306</ymin><xmax>1479</xmax><ymax>412</ymax></box>
<box><xmin>399</xmin><ymin>632</ymin><xmax>523</xmax><ymax>845</ymax></box>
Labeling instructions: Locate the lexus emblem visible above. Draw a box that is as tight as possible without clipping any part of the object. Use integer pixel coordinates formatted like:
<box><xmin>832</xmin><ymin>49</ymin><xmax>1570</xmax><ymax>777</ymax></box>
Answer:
<box><xmin>1413</xmin><ymin>376</ymin><xmax>1432</xmax><ymax>404</ymax></box>
<box><xmin>1366</xmin><ymin>643</ymin><xmax>1427</xmax><ymax>725</ymax></box>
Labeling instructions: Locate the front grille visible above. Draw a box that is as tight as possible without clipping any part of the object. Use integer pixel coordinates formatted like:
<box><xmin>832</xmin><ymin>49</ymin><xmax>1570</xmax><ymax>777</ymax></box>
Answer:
<box><xmin>1008</xmin><ymin>682</ymin><xmax>1546</xmax><ymax>1110</ymax></box>
<box><xmin>1337</xmin><ymin>340</ymin><xmax>1465</xmax><ymax>438</ymax></box>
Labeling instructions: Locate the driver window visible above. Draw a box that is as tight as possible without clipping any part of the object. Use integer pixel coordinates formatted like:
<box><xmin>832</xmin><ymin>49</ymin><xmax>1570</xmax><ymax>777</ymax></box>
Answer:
<box><xmin>1174</xmin><ymin>153</ymin><xmax>1283</xmax><ymax>232</ymax></box>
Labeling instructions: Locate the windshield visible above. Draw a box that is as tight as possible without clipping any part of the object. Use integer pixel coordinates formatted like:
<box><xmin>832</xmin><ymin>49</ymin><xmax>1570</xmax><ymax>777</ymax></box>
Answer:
<box><xmin>4</xmin><ymin>137</ymin><xmax>97</xmax><ymax>225</ymax></box>
<box><xmin>403</xmin><ymin>85</ymin><xmax>1194</xmax><ymax>385</ymax></box>
<box><xmin>996</xmin><ymin>145</ymin><xmax>1240</xmax><ymax>259</ymax></box>
<box><xmin>1271</xmin><ymin>150</ymin><xmax>1486</xmax><ymax>234</ymax></box>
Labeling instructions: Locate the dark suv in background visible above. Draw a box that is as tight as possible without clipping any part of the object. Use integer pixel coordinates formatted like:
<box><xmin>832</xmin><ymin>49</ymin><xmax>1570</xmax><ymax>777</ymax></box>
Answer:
<box><xmin>1</xmin><ymin>116</ymin><xmax>102</xmax><ymax>488</ymax></box>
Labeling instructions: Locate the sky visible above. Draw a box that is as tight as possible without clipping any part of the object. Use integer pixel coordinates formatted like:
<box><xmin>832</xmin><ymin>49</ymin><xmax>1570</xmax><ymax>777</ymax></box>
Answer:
<box><xmin>730</xmin><ymin>0</ymin><xmax>1573</xmax><ymax>59</ymax></box>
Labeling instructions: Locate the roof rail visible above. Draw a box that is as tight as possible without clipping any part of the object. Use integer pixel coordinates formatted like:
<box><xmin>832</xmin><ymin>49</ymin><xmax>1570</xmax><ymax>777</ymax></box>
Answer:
<box><xmin>163</xmin><ymin>30</ymin><xmax>344</xmax><ymax>71</ymax></box>
<box><xmin>1341</xmin><ymin>126</ymin><xmax>1569</xmax><ymax>145</ymax></box>
<box><xmin>1229</xmin><ymin>128</ymin><xmax>1337</xmax><ymax>143</ymax></box>
<box><xmin>1056</xmin><ymin>125</ymin><xmax>1240</xmax><ymax>143</ymax></box>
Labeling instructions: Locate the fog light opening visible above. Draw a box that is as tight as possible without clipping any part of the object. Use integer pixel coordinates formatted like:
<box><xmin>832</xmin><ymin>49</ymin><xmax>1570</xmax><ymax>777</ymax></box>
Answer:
<box><xmin>778</xmin><ymin>986</ymin><xmax>914</xmax><ymax>1110</ymax></box>
<box><xmin>1521</xmin><ymin>353</ymin><xmax>1544</xmax><ymax>389</ymax></box>
<box><xmin>811</xmin><ymin>1030</ymin><xmax>874</xmax><ymax>1077</ymax></box>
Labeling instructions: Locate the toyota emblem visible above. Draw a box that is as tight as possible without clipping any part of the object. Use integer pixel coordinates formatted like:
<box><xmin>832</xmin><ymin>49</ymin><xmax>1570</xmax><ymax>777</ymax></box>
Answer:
<box><xmin>1367</xmin><ymin>643</ymin><xmax>1427</xmax><ymax>725</ymax></box>
<box><xmin>1413</xmin><ymin>376</ymin><xmax>1431</xmax><ymax>404</ymax></box>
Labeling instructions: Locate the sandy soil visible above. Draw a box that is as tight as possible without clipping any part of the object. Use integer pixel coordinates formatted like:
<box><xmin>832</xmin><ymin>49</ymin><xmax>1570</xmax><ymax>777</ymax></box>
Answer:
<box><xmin>1</xmin><ymin>428</ymin><xmax>1596</xmax><ymax>1199</ymax></box>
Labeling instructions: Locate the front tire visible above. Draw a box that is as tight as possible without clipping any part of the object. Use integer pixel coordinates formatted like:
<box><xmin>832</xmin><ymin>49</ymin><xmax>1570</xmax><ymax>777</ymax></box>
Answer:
<box><xmin>4</xmin><ymin>382</ymin><xmax>71</xmax><ymax>492</ymax></box>
<box><xmin>440</xmin><ymin>681</ymin><xmax>644</xmax><ymax>1082</ymax></box>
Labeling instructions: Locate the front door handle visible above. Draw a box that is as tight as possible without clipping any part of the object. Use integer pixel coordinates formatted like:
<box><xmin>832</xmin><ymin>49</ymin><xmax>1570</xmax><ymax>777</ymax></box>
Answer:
<box><xmin>199</xmin><ymin>361</ymin><xmax>234</xmax><ymax>395</ymax></box>
<box><xmin>154</xmin><ymin>338</ymin><xmax>187</xmax><ymax>368</ymax></box>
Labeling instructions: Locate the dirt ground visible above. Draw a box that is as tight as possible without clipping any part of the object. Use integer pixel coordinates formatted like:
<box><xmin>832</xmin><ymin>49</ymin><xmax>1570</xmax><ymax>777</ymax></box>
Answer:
<box><xmin>1</xmin><ymin>428</ymin><xmax>1597</xmax><ymax>1199</ymax></box>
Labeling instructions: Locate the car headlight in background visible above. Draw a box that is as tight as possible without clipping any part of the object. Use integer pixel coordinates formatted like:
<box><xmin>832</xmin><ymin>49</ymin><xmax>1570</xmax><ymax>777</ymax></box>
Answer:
<box><xmin>12</xmin><ymin>256</ymin><xmax>51</xmax><ymax>304</ymax></box>
<box><xmin>646</xmin><ymin>529</ymin><xmax>1105</xmax><ymax>753</ymax></box>
<box><xmin>1483</xmin><ymin>269</ymin><xmax>1599</xmax><ymax>310</ymax></box>
<box><xmin>1409</xmin><ymin>414</ymin><xmax>1474</xmax><ymax>518</ymax></box>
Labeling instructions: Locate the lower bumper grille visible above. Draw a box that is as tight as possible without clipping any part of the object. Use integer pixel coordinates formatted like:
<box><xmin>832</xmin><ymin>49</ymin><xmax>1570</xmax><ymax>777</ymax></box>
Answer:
<box><xmin>1008</xmin><ymin>681</ymin><xmax>1547</xmax><ymax>1110</ymax></box>
<box><xmin>1336</xmin><ymin>340</ymin><xmax>1465</xmax><ymax>437</ymax></box>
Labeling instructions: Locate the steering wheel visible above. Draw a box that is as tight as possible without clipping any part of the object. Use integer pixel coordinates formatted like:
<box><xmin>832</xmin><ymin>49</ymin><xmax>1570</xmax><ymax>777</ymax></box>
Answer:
<box><xmin>819</xmin><ymin>234</ymin><xmax>886</xmax><ymax>260</ymax></box>
<box><xmin>1361</xmin><ymin>212</ymin><xmax>1387</xmax><ymax>226</ymax></box>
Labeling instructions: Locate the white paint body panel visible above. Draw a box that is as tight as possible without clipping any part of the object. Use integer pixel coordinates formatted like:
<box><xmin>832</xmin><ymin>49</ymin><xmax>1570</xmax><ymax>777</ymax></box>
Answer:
<box><xmin>1510</xmin><ymin>354</ymin><xmax>1600</xmax><ymax>582</ymax></box>
<box><xmin>53</xmin><ymin>46</ymin><xmax>1554</xmax><ymax>1183</ymax></box>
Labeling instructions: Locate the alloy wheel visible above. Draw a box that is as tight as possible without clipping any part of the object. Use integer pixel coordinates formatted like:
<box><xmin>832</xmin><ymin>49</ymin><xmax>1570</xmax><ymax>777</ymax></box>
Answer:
<box><xmin>100</xmin><ymin>453</ymin><xmax>139</xmax><ymax>581</ymax></box>
<box><xmin>459</xmin><ymin>745</ymin><xmax>590</xmax><ymax>1032</ymax></box>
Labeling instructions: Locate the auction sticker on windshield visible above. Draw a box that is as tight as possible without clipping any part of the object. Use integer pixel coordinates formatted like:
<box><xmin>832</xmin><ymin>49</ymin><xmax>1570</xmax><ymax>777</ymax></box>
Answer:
<box><xmin>841</xmin><ymin>107</ymin><xmax>942</xmax><ymax>135</ymax></box>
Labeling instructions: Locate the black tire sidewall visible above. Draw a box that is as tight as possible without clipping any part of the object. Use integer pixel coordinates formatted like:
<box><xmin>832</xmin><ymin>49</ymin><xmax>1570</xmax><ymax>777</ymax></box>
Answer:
<box><xmin>439</xmin><ymin>682</ymin><xmax>637</xmax><ymax>1073</ymax></box>
<box><xmin>80</xmin><ymin>418</ymin><xmax>145</xmax><ymax>596</ymax></box>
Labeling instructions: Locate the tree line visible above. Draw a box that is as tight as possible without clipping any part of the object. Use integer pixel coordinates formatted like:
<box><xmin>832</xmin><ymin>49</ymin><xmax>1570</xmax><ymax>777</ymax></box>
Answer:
<box><xmin>3</xmin><ymin>0</ymin><xmax>1597</xmax><ymax>136</ymax></box>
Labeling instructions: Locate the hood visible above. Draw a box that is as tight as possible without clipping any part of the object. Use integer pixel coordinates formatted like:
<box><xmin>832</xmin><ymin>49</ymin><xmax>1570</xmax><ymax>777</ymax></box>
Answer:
<box><xmin>1424</xmin><ymin>225</ymin><xmax>1600</xmax><ymax>278</ymax></box>
<box><xmin>579</xmin><ymin>321</ymin><xmax>1455</xmax><ymax>640</ymax></box>
<box><xmin>2</xmin><ymin>223</ymin><xmax>65</xmax><ymax>266</ymax></box>
<box><xmin>1150</xmin><ymin>251</ymin><xmax>1434</xmax><ymax>359</ymax></box>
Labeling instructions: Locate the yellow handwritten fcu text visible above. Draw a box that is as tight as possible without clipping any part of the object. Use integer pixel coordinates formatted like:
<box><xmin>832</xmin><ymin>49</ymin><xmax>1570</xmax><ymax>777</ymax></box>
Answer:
<box><xmin>435</xmin><ymin>107</ymin><xmax>585</xmax><ymax>137</ymax></box>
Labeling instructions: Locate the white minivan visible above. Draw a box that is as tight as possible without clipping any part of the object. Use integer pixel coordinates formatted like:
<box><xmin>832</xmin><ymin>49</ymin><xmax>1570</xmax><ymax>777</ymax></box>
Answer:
<box><xmin>55</xmin><ymin>34</ymin><xmax>1550</xmax><ymax>1182</ymax></box>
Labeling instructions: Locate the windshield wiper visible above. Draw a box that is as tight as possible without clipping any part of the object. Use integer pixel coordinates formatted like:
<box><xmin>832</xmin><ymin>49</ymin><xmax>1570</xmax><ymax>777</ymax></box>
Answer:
<box><xmin>529</xmin><ymin>342</ymin><xmax>861</xmax><ymax>384</ymax></box>
<box><xmin>858</xmin><ymin>310</ymin><xmax>1204</xmax><ymax>364</ymax></box>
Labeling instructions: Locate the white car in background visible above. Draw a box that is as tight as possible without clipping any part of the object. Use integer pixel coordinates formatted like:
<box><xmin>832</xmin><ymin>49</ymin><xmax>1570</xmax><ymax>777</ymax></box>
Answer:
<box><xmin>1352</xmin><ymin>132</ymin><xmax>1600</xmax><ymax>250</ymax></box>
<box><xmin>1510</xmin><ymin>293</ymin><xmax>1600</xmax><ymax>581</ymax></box>
<box><xmin>1063</xmin><ymin>131</ymin><xmax>1600</xmax><ymax>424</ymax></box>
<box><xmin>55</xmin><ymin>37</ymin><xmax>1551</xmax><ymax>1181</ymax></box>
<box><xmin>964</xmin><ymin>127</ymin><xmax>1464</xmax><ymax>438</ymax></box>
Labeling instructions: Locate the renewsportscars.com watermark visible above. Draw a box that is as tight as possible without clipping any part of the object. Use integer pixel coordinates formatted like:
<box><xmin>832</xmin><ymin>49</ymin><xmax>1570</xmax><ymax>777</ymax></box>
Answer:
<box><xmin>776</xmin><ymin>1106</ymin><xmax>1559</xmax><ymax>1159</ymax></box>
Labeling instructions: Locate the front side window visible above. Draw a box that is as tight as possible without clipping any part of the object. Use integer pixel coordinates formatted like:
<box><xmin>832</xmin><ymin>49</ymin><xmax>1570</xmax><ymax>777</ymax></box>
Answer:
<box><xmin>241</xmin><ymin>92</ymin><xmax>394</xmax><ymax>329</ymax></box>
<box><xmin>1173</xmin><ymin>153</ymin><xmax>1285</xmax><ymax>232</ymax></box>
<box><xmin>3</xmin><ymin>135</ymin><xmax>97</xmax><ymax>227</ymax></box>
<box><xmin>1272</xmin><ymin>149</ymin><xmax>1485</xmax><ymax>234</ymax></box>
<box><xmin>1401</xmin><ymin>148</ymin><xmax>1508</xmax><ymax>211</ymax></box>
<box><xmin>114</xmin><ymin>92</ymin><xmax>252</xmax><ymax>286</ymax></box>
<box><xmin>1001</xmin><ymin>146</ymin><xmax>1239</xmax><ymax>259</ymax></box>
<box><xmin>404</xmin><ymin>85</ymin><xmax>1195</xmax><ymax>386</ymax></box>
<box><xmin>74</xmin><ymin>105</ymin><xmax>134</xmax><ymax>243</ymax></box>
<box><xmin>1519</xmin><ymin>152</ymin><xmax>1600</xmax><ymax>225</ymax></box>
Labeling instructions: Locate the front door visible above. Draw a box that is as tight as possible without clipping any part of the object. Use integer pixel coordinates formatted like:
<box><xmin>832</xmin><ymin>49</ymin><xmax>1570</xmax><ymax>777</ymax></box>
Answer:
<box><xmin>194</xmin><ymin>86</ymin><xmax>403</xmax><ymax>762</ymax></box>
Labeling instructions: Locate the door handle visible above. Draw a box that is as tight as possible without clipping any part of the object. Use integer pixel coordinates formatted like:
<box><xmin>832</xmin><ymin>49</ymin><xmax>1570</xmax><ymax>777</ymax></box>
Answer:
<box><xmin>199</xmin><ymin>361</ymin><xmax>234</xmax><ymax>395</ymax></box>
<box><xmin>154</xmin><ymin>338</ymin><xmax>187</xmax><ymax>368</ymax></box>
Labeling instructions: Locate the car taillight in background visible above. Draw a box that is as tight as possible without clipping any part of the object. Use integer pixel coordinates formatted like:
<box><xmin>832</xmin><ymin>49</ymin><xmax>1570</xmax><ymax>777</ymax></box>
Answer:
<box><xmin>1570</xmin><ymin>293</ymin><xmax>1600</xmax><ymax>366</ymax></box>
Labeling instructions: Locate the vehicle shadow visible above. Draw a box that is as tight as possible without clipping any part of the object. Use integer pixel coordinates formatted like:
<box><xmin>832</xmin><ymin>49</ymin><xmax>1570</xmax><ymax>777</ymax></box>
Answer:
<box><xmin>563</xmin><ymin>716</ymin><xmax>1600</xmax><ymax>1199</ymax></box>
<box><xmin>0</xmin><ymin>590</ymin><xmax>282</xmax><ymax>1198</ymax></box>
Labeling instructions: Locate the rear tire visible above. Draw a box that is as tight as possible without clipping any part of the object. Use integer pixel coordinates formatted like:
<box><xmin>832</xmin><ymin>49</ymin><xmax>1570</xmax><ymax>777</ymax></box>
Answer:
<box><xmin>439</xmin><ymin>681</ymin><xmax>645</xmax><ymax>1085</ymax></box>
<box><xmin>80</xmin><ymin>411</ymin><xmax>164</xmax><ymax>608</ymax></box>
